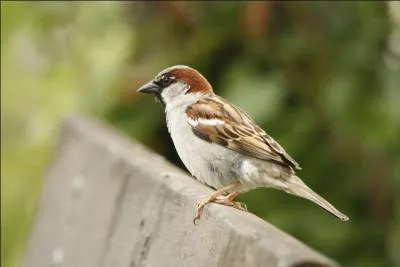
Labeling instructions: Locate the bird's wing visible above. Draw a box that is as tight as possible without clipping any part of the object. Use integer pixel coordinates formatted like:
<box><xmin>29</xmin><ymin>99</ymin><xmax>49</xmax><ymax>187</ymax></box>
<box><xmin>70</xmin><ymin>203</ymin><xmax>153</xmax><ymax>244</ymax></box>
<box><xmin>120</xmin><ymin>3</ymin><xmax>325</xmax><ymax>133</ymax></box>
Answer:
<box><xmin>185</xmin><ymin>96</ymin><xmax>301</xmax><ymax>170</ymax></box>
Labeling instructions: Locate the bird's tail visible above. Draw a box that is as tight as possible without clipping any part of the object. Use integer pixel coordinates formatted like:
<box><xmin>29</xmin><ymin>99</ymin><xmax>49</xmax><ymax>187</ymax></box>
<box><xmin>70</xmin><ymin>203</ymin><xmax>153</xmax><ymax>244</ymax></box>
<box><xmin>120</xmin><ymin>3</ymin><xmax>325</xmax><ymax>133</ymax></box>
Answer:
<box><xmin>285</xmin><ymin>176</ymin><xmax>350</xmax><ymax>222</ymax></box>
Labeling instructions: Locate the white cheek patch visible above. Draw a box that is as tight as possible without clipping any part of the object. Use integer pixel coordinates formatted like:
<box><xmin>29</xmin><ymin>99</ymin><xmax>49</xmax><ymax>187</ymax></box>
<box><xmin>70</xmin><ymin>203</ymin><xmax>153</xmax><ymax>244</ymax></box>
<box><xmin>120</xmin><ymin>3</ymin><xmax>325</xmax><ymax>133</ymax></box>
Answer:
<box><xmin>161</xmin><ymin>82</ymin><xmax>188</xmax><ymax>104</ymax></box>
<box><xmin>187</xmin><ymin>117</ymin><xmax>225</xmax><ymax>127</ymax></box>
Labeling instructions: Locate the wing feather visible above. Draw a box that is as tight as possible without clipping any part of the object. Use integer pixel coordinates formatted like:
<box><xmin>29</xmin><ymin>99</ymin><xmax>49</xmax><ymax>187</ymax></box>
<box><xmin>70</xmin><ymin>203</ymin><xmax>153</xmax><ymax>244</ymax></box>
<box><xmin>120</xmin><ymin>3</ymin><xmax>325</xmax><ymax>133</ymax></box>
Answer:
<box><xmin>185</xmin><ymin>96</ymin><xmax>301</xmax><ymax>170</ymax></box>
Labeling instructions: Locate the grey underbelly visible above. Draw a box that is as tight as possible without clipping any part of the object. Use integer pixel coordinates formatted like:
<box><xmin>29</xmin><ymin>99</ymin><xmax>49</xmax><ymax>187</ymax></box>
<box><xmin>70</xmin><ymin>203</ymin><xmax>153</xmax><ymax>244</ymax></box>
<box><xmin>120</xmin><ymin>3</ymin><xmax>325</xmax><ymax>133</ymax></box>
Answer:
<box><xmin>166</xmin><ymin>109</ymin><xmax>271</xmax><ymax>190</ymax></box>
<box><xmin>173</xmin><ymin>136</ymin><xmax>292</xmax><ymax>192</ymax></box>
<box><xmin>174</xmin><ymin>136</ymin><xmax>242</xmax><ymax>189</ymax></box>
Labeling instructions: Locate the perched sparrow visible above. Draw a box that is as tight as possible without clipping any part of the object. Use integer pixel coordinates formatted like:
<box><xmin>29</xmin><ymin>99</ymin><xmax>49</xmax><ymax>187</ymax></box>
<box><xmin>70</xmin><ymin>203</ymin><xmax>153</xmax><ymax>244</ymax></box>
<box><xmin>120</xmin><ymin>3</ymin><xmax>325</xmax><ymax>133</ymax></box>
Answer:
<box><xmin>137</xmin><ymin>65</ymin><xmax>349</xmax><ymax>223</ymax></box>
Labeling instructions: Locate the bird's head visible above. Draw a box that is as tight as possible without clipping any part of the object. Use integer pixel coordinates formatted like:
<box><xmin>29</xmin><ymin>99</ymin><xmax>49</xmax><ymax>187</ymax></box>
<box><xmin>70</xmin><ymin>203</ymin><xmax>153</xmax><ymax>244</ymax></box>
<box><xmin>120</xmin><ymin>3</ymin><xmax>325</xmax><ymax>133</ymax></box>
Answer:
<box><xmin>137</xmin><ymin>65</ymin><xmax>213</xmax><ymax>108</ymax></box>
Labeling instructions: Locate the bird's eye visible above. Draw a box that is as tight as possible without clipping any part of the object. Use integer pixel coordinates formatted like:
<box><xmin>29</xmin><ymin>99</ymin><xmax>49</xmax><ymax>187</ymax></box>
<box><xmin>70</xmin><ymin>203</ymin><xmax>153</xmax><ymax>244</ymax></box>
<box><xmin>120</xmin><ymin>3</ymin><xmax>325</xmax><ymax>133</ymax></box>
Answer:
<box><xmin>156</xmin><ymin>75</ymin><xmax>174</xmax><ymax>88</ymax></box>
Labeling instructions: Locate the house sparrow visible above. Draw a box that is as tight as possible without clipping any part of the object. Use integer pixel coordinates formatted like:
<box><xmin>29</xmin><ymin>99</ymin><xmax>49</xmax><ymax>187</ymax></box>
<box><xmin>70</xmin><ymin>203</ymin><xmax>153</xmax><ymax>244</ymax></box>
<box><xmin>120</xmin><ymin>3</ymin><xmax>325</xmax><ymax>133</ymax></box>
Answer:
<box><xmin>137</xmin><ymin>65</ymin><xmax>349</xmax><ymax>223</ymax></box>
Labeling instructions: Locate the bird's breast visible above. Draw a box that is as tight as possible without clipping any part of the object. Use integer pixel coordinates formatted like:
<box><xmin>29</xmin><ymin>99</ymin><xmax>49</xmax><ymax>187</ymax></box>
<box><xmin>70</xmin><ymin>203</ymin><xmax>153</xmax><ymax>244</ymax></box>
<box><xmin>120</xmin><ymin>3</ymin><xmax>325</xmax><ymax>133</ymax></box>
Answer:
<box><xmin>166</xmin><ymin>110</ymin><xmax>240</xmax><ymax>189</ymax></box>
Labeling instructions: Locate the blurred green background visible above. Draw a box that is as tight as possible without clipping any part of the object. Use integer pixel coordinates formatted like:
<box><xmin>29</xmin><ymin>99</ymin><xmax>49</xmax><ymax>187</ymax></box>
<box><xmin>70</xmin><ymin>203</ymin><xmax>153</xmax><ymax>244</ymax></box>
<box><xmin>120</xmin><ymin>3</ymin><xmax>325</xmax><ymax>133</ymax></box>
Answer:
<box><xmin>1</xmin><ymin>1</ymin><xmax>400</xmax><ymax>267</ymax></box>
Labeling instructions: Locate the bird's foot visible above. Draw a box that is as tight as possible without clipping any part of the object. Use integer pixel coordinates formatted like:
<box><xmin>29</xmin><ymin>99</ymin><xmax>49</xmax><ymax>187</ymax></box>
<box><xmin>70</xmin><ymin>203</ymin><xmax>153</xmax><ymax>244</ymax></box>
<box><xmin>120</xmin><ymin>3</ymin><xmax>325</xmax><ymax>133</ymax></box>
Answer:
<box><xmin>192</xmin><ymin>184</ymin><xmax>242</xmax><ymax>225</ymax></box>
<box><xmin>214</xmin><ymin>195</ymin><xmax>248</xmax><ymax>211</ymax></box>
<box><xmin>193</xmin><ymin>197</ymin><xmax>213</xmax><ymax>225</ymax></box>
<box><xmin>192</xmin><ymin>193</ymin><xmax>248</xmax><ymax>225</ymax></box>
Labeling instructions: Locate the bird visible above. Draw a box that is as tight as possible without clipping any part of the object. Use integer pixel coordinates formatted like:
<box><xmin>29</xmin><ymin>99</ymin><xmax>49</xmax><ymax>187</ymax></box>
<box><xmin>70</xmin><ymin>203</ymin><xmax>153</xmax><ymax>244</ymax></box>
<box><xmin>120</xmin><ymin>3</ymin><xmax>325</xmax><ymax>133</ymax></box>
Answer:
<box><xmin>137</xmin><ymin>65</ymin><xmax>349</xmax><ymax>224</ymax></box>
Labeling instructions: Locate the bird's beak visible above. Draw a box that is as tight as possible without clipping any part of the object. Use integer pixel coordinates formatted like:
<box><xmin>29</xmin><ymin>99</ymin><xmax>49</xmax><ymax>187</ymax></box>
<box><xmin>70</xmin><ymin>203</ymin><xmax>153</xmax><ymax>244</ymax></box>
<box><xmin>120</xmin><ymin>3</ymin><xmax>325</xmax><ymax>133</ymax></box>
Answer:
<box><xmin>137</xmin><ymin>81</ymin><xmax>160</xmax><ymax>94</ymax></box>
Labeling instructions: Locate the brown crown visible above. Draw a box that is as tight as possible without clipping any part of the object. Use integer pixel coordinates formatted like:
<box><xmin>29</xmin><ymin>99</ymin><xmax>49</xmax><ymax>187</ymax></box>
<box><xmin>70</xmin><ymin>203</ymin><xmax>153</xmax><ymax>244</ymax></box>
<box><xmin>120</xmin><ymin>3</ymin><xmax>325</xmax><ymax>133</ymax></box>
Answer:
<box><xmin>167</xmin><ymin>66</ymin><xmax>213</xmax><ymax>94</ymax></box>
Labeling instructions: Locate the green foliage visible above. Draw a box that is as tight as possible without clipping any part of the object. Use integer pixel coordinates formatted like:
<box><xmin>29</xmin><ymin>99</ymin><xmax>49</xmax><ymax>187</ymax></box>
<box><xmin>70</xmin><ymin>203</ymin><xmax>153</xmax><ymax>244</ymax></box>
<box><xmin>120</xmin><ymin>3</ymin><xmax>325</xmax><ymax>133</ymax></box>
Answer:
<box><xmin>2</xmin><ymin>2</ymin><xmax>399</xmax><ymax>267</ymax></box>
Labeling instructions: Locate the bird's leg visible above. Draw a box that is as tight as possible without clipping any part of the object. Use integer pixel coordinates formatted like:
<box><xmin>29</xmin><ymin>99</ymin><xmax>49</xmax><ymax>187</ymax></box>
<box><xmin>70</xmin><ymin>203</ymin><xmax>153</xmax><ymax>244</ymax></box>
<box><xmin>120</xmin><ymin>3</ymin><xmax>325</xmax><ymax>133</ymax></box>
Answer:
<box><xmin>193</xmin><ymin>183</ymin><xmax>240</xmax><ymax>224</ymax></box>
<box><xmin>214</xmin><ymin>191</ymin><xmax>248</xmax><ymax>211</ymax></box>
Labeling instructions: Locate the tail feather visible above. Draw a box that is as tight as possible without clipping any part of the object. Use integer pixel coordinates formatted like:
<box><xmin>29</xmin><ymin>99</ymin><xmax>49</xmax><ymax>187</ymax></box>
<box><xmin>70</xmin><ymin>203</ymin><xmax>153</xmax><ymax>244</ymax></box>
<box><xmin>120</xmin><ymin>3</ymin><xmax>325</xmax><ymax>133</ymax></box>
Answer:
<box><xmin>286</xmin><ymin>177</ymin><xmax>350</xmax><ymax>222</ymax></box>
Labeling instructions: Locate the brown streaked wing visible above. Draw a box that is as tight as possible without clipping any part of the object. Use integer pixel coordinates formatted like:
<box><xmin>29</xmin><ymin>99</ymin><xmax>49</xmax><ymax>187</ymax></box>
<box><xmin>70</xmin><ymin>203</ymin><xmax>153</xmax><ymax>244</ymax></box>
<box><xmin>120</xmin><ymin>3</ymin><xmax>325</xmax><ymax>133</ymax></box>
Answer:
<box><xmin>185</xmin><ymin>96</ymin><xmax>301</xmax><ymax>170</ymax></box>
<box><xmin>239</xmin><ymin>110</ymin><xmax>301</xmax><ymax>170</ymax></box>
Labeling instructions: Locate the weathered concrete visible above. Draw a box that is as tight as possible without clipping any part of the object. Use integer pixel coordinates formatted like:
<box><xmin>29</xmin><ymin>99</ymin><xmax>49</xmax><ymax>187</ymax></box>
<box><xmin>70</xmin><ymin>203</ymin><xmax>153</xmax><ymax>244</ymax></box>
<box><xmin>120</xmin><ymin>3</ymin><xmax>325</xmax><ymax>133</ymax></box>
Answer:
<box><xmin>24</xmin><ymin>116</ymin><xmax>340</xmax><ymax>267</ymax></box>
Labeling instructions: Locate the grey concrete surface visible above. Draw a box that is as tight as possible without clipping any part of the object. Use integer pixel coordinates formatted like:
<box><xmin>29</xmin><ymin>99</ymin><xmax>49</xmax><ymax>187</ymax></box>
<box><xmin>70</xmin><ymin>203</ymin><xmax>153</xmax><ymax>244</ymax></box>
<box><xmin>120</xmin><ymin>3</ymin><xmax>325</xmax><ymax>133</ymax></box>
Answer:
<box><xmin>23</xmin><ymin>116</ymin><xmax>340</xmax><ymax>267</ymax></box>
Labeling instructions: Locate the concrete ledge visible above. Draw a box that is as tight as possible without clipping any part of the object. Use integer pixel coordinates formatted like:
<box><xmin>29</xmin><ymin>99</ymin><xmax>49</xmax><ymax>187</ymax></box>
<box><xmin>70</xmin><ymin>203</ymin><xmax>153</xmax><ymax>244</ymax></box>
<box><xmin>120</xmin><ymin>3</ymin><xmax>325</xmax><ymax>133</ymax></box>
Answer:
<box><xmin>24</xmin><ymin>116</ymin><xmax>339</xmax><ymax>267</ymax></box>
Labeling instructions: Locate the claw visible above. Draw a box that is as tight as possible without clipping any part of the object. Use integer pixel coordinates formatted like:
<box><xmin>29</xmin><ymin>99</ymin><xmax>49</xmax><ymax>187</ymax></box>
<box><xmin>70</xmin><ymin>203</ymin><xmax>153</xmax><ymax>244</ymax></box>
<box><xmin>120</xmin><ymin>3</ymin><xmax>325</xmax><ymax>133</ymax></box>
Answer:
<box><xmin>193</xmin><ymin>216</ymin><xmax>198</xmax><ymax>225</ymax></box>
<box><xmin>192</xmin><ymin>184</ymin><xmax>242</xmax><ymax>225</ymax></box>
<box><xmin>232</xmin><ymin>201</ymin><xmax>248</xmax><ymax>211</ymax></box>
<box><xmin>193</xmin><ymin>209</ymin><xmax>201</xmax><ymax>225</ymax></box>
<box><xmin>193</xmin><ymin>199</ymin><xmax>207</xmax><ymax>225</ymax></box>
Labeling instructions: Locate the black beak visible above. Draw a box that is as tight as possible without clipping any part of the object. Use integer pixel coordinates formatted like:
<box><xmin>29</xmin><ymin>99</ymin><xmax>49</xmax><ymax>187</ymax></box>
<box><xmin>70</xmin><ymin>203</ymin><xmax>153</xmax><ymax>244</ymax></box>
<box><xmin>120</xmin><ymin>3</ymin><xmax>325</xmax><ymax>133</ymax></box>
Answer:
<box><xmin>137</xmin><ymin>81</ymin><xmax>160</xmax><ymax>94</ymax></box>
